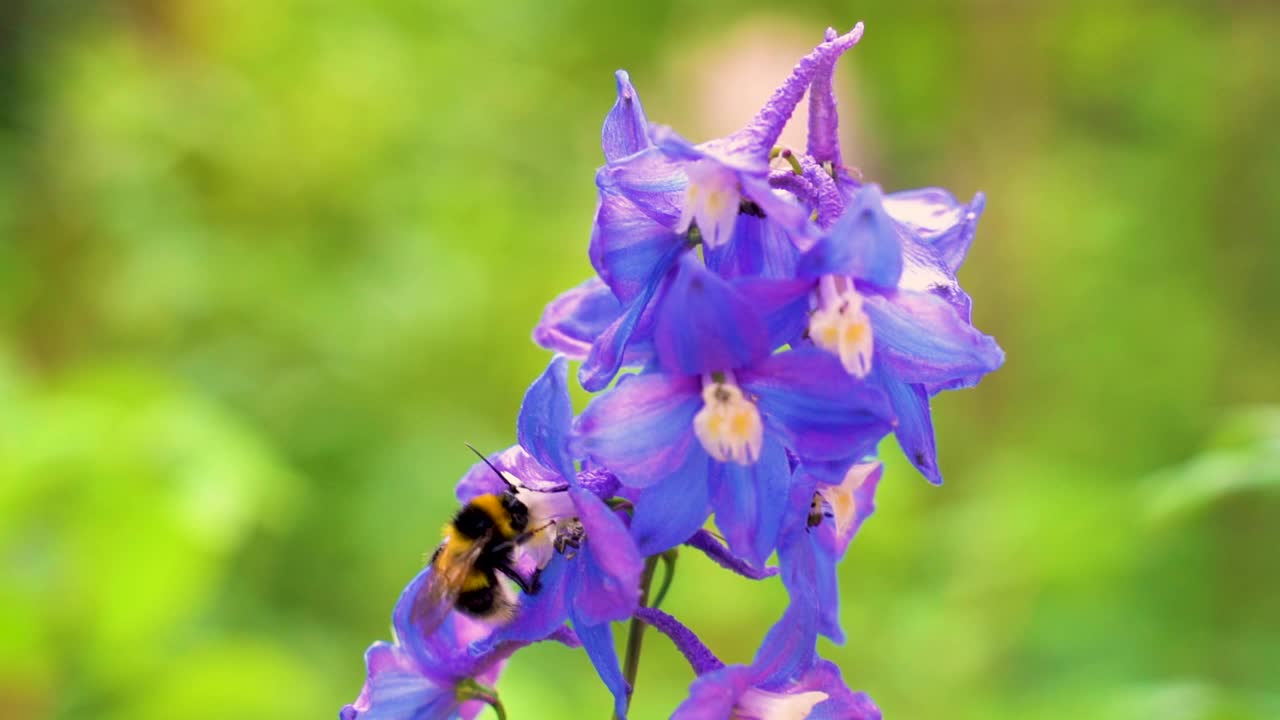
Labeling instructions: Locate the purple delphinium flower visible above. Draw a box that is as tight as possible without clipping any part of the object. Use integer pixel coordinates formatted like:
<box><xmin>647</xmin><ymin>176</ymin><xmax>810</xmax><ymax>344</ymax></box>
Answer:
<box><xmin>794</xmin><ymin>29</ymin><xmax>1003</xmax><ymax>484</ymax></box>
<box><xmin>778</xmin><ymin>461</ymin><xmax>882</xmax><ymax>643</ymax></box>
<box><xmin>574</xmin><ymin>255</ymin><xmax>893</xmax><ymax>567</ymax></box>
<box><xmin>550</xmin><ymin>26</ymin><xmax>868</xmax><ymax>392</ymax></box>
<box><xmin>638</xmin><ymin>605</ymin><xmax>880</xmax><ymax>720</ymax></box>
<box><xmin>451</xmin><ymin>356</ymin><xmax>644</xmax><ymax>717</ymax></box>
<box><xmin>340</xmin><ymin>568</ymin><xmax>580</xmax><ymax>720</ymax></box>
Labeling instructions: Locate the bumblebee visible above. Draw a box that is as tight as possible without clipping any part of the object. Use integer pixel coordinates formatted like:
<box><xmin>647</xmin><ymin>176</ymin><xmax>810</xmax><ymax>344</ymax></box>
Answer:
<box><xmin>410</xmin><ymin>451</ymin><xmax>545</xmax><ymax>637</ymax></box>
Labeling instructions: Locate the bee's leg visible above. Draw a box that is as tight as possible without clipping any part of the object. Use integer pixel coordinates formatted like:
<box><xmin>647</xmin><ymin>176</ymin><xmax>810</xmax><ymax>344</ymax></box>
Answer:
<box><xmin>527</xmin><ymin>567</ymin><xmax>543</xmax><ymax>595</ymax></box>
<box><xmin>495</xmin><ymin>564</ymin><xmax>539</xmax><ymax>596</ymax></box>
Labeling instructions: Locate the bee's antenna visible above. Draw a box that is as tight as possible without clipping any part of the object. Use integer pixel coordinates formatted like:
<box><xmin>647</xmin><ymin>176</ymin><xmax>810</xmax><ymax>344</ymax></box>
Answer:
<box><xmin>464</xmin><ymin>442</ymin><xmax>518</xmax><ymax>493</ymax></box>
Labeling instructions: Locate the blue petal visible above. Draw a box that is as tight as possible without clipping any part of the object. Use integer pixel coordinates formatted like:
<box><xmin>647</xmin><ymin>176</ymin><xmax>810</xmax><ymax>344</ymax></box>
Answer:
<box><xmin>574</xmin><ymin>371</ymin><xmax>702</xmax><ymax>488</ymax></box>
<box><xmin>799</xmin><ymin>662</ymin><xmax>883</xmax><ymax>720</ymax></box>
<box><xmin>671</xmin><ymin>665</ymin><xmax>754</xmax><ymax>720</ymax></box>
<box><xmin>517</xmin><ymin>356</ymin><xmax>576</xmax><ymax>481</ymax></box>
<box><xmin>705</xmin><ymin>213</ymin><xmax>800</xmax><ymax>281</ymax></box>
<box><xmin>533</xmin><ymin>277</ymin><xmax>624</xmax><ymax>360</ymax></box>
<box><xmin>590</xmin><ymin>187</ymin><xmax>687</xmax><ymax>304</ymax></box>
<box><xmin>741</xmin><ymin>174</ymin><xmax>816</xmax><ymax>241</ymax></box>
<box><xmin>341</xmin><ymin>642</ymin><xmax>457</xmax><ymax>720</ymax></box>
<box><xmin>882</xmin><ymin>187</ymin><xmax>984</xmax><ymax>274</ymax></box>
<box><xmin>798</xmin><ymin>184</ymin><xmax>903</xmax><ymax>289</ymax></box>
<box><xmin>710</xmin><ymin>437</ymin><xmax>791</xmax><ymax>569</ymax></box>
<box><xmin>569</xmin><ymin>487</ymin><xmax>643</xmax><ymax>625</ymax></box>
<box><xmin>863</xmin><ymin>288</ymin><xmax>1005</xmax><ymax>386</ymax></box>
<box><xmin>739</xmin><ymin>348</ymin><xmax>893</xmax><ymax>481</ymax></box>
<box><xmin>475</xmin><ymin>555</ymin><xmax>569</xmax><ymax>650</ymax></box>
<box><xmin>629</xmin><ymin>450</ymin><xmax>712</xmax><ymax>556</ymax></box>
<box><xmin>579</xmin><ymin>245</ymin><xmax>683</xmax><ymax>392</ymax></box>
<box><xmin>602</xmin><ymin>70</ymin><xmax>651</xmax><ymax>163</ymax></box>
<box><xmin>654</xmin><ymin>254</ymin><xmax>770</xmax><ymax>375</ymax></box>
<box><xmin>734</xmin><ymin>277</ymin><xmax>813</xmax><ymax>350</ymax></box>
<box><xmin>751</xmin><ymin>601</ymin><xmax>819</xmax><ymax>690</ymax></box>
<box><xmin>873</xmin><ymin>367</ymin><xmax>942</xmax><ymax>485</ymax></box>
<box><xmin>776</xmin><ymin>474</ymin><xmax>844</xmax><ymax>642</ymax></box>
<box><xmin>600</xmin><ymin>146</ymin><xmax>686</xmax><ymax>228</ymax></box>
<box><xmin>575</xmin><ymin>620</ymin><xmax>630</xmax><ymax>719</ymax></box>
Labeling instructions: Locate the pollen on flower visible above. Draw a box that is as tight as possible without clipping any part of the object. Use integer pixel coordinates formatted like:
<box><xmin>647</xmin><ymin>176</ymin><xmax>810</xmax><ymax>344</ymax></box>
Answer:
<box><xmin>677</xmin><ymin>159</ymin><xmax>741</xmax><ymax>249</ymax></box>
<box><xmin>732</xmin><ymin>687</ymin><xmax>829</xmax><ymax>720</ymax></box>
<box><xmin>693</xmin><ymin>379</ymin><xmax>763</xmax><ymax>465</ymax></box>
<box><xmin>810</xmin><ymin>275</ymin><xmax>873</xmax><ymax>378</ymax></box>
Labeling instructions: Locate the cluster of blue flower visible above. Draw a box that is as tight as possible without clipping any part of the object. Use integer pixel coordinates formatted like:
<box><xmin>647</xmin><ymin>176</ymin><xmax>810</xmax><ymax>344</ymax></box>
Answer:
<box><xmin>342</xmin><ymin>23</ymin><xmax>1002</xmax><ymax>720</ymax></box>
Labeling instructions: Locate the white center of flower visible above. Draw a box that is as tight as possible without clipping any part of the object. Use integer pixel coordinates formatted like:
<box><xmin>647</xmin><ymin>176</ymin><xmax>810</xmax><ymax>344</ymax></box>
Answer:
<box><xmin>809</xmin><ymin>275</ymin><xmax>873</xmax><ymax>378</ymax></box>
<box><xmin>514</xmin><ymin>487</ymin><xmax>579</xmax><ymax>569</ymax></box>
<box><xmin>677</xmin><ymin>159</ymin><xmax>741</xmax><ymax>249</ymax></box>
<box><xmin>819</xmin><ymin>462</ymin><xmax>877</xmax><ymax>540</ymax></box>
<box><xmin>693</xmin><ymin>376</ymin><xmax>763</xmax><ymax>465</ymax></box>
<box><xmin>731</xmin><ymin>688</ymin><xmax>829</xmax><ymax>720</ymax></box>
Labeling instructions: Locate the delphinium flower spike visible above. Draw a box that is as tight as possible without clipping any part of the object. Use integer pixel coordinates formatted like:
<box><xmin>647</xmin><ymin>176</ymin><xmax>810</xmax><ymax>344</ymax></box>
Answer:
<box><xmin>344</xmin><ymin>20</ymin><xmax>1003</xmax><ymax>719</ymax></box>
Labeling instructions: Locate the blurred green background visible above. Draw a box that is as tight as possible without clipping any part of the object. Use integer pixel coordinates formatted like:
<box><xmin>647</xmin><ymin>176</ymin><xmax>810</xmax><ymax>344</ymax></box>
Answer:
<box><xmin>2</xmin><ymin>1</ymin><xmax>1278</xmax><ymax>718</ymax></box>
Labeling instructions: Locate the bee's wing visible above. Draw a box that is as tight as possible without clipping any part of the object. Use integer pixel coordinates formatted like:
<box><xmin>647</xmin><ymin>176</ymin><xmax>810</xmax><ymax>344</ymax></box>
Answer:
<box><xmin>409</xmin><ymin>533</ymin><xmax>490</xmax><ymax>640</ymax></box>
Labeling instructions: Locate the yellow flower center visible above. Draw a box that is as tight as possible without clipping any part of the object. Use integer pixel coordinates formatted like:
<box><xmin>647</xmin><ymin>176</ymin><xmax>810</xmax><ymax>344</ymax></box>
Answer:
<box><xmin>693</xmin><ymin>380</ymin><xmax>763</xmax><ymax>465</ymax></box>
<box><xmin>810</xmin><ymin>277</ymin><xmax>873</xmax><ymax>378</ymax></box>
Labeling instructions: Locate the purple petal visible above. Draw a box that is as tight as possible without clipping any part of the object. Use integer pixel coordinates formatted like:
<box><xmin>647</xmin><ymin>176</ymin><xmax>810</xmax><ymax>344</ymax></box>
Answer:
<box><xmin>807</xmin><ymin>27</ymin><xmax>845</xmax><ymax>167</ymax></box>
<box><xmin>654</xmin><ymin>254</ymin><xmax>771</xmax><ymax>375</ymax></box>
<box><xmin>798</xmin><ymin>184</ymin><xmax>903</xmax><ymax>289</ymax></box>
<box><xmin>477</xmin><ymin>555</ymin><xmax>570</xmax><ymax>648</ymax></box>
<box><xmin>733</xmin><ymin>276</ymin><xmax>813</xmax><ymax>350</ymax></box>
<box><xmin>341</xmin><ymin>642</ymin><xmax>457</xmax><ymax>720</ymax></box>
<box><xmin>574</xmin><ymin>371</ymin><xmax>702</xmax><ymax>488</ymax></box>
<box><xmin>517</xmin><ymin>356</ymin><xmax>577</xmax><ymax>481</ymax></box>
<box><xmin>685</xmin><ymin>529</ymin><xmax>779</xmax><ymax>581</ymax></box>
<box><xmin>739</xmin><ymin>348</ymin><xmax>893</xmax><ymax>480</ymax></box>
<box><xmin>863</xmin><ymin>288</ymin><xmax>1005</xmax><ymax>386</ymax></box>
<box><xmin>391</xmin><ymin>568</ymin><xmax>483</xmax><ymax>676</ymax></box>
<box><xmin>734</xmin><ymin>23</ymin><xmax>865</xmax><ymax>158</ymax></box>
<box><xmin>740</xmin><ymin>175</ymin><xmax>815</xmax><ymax>241</ymax></box>
<box><xmin>710</xmin><ymin>437</ymin><xmax>791</xmax><ymax>569</ymax></box>
<box><xmin>456</xmin><ymin>446</ymin><xmax>566</xmax><ymax>502</ymax></box>
<box><xmin>751</xmin><ymin>601</ymin><xmax>819</xmax><ymax>690</ymax></box>
<box><xmin>704</xmin><ymin>214</ymin><xmax>800</xmax><ymax>281</ymax></box>
<box><xmin>874</xmin><ymin>368</ymin><xmax>942</xmax><ymax>484</ymax></box>
<box><xmin>778</xmin><ymin>477</ymin><xmax>843</xmax><ymax>643</ymax></box>
<box><xmin>590</xmin><ymin>187</ymin><xmax>687</xmax><ymax>304</ymax></box>
<box><xmin>602</xmin><ymin>70</ymin><xmax>651</xmax><ymax>163</ymax></box>
<box><xmin>579</xmin><ymin>249</ymin><xmax>679</xmax><ymax>393</ymax></box>
<box><xmin>533</xmin><ymin>277</ymin><xmax>624</xmax><ymax>360</ymax></box>
<box><xmin>671</xmin><ymin>665</ymin><xmax>755</xmax><ymax>720</ymax></box>
<box><xmin>575</xmin><ymin>620</ymin><xmax>630</xmax><ymax>719</ymax></box>
<box><xmin>569</xmin><ymin>487</ymin><xmax>643</xmax><ymax>626</ymax></box>
<box><xmin>600</xmin><ymin>146</ymin><xmax>687</xmax><ymax>228</ymax></box>
<box><xmin>883</xmin><ymin>188</ymin><xmax>984</xmax><ymax>274</ymax></box>
<box><xmin>629</xmin><ymin>449</ymin><xmax>712</xmax><ymax>556</ymax></box>
<box><xmin>801</xmin><ymin>662</ymin><xmax>882</xmax><ymax>720</ymax></box>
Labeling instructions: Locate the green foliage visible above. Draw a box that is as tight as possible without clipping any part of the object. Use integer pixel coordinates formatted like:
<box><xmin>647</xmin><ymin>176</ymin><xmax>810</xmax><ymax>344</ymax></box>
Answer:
<box><xmin>1</xmin><ymin>1</ymin><xmax>1277</xmax><ymax>718</ymax></box>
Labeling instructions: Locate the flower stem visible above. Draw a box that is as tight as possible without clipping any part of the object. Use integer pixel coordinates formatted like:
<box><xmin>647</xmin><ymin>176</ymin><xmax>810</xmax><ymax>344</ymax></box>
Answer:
<box><xmin>615</xmin><ymin>555</ymin><xmax>659</xmax><ymax>719</ymax></box>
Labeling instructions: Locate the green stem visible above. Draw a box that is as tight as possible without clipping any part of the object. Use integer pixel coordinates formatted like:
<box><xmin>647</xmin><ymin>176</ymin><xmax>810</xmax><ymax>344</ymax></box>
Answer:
<box><xmin>615</xmin><ymin>556</ymin><xmax>659</xmax><ymax>719</ymax></box>
<box><xmin>650</xmin><ymin>548</ymin><xmax>679</xmax><ymax>610</ymax></box>
<box><xmin>457</xmin><ymin>679</ymin><xmax>507</xmax><ymax>720</ymax></box>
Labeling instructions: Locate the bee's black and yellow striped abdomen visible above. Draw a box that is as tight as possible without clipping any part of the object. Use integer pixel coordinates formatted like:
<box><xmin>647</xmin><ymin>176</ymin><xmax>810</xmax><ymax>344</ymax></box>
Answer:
<box><xmin>435</xmin><ymin>492</ymin><xmax>532</xmax><ymax>619</ymax></box>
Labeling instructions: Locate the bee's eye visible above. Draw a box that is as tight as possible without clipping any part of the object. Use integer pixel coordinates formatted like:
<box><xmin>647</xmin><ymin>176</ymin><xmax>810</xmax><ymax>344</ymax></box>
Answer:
<box><xmin>503</xmin><ymin>495</ymin><xmax>529</xmax><ymax>532</ymax></box>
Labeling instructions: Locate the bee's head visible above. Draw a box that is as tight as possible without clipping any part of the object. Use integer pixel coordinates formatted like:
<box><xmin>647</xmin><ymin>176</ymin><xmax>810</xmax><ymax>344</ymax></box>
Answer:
<box><xmin>501</xmin><ymin>493</ymin><xmax>529</xmax><ymax>533</ymax></box>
